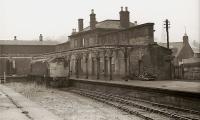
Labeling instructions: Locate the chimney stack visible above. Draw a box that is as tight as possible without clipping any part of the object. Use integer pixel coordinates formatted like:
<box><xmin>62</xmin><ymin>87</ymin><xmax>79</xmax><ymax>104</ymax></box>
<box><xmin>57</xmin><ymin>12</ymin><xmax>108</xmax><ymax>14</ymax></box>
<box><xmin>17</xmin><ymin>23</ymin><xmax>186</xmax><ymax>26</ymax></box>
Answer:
<box><xmin>90</xmin><ymin>9</ymin><xmax>96</xmax><ymax>30</ymax></box>
<box><xmin>39</xmin><ymin>34</ymin><xmax>43</xmax><ymax>41</ymax></box>
<box><xmin>119</xmin><ymin>6</ymin><xmax>130</xmax><ymax>28</ymax></box>
<box><xmin>78</xmin><ymin>19</ymin><xmax>84</xmax><ymax>32</ymax></box>
<box><xmin>14</xmin><ymin>36</ymin><xmax>17</xmax><ymax>40</ymax></box>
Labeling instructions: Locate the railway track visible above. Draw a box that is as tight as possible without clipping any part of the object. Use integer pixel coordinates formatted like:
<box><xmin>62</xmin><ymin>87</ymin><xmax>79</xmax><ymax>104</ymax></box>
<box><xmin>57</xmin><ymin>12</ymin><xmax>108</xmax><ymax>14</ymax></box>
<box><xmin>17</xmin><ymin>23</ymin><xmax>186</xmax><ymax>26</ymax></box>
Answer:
<box><xmin>70</xmin><ymin>88</ymin><xmax>200</xmax><ymax>120</ymax></box>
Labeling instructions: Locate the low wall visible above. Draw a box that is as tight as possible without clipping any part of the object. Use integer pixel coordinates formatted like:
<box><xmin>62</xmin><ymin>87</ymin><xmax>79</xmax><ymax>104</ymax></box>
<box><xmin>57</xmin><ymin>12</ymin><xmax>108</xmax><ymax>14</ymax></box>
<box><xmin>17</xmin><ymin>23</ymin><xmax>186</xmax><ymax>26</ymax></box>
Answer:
<box><xmin>4</xmin><ymin>76</ymin><xmax>28</xmax><ymax>83</ymax></box>
<box><xmin>28</xmin><ymin>75</ymin><xmax>69</xmax><ymax>88</ymax></box>
<box><xmin>69</xmin><ymin>79</ymin><xmax>200</xmax><ymax>111</ymax></box>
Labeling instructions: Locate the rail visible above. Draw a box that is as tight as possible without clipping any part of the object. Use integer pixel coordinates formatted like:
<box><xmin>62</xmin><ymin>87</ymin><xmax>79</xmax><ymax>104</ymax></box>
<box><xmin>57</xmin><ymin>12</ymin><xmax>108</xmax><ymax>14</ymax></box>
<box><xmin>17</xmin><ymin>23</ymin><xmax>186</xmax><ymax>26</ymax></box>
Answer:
<box><xmin>69</xmin><ymin>88</ymin><xmax>200</xmax><ymax>120</ymax></box>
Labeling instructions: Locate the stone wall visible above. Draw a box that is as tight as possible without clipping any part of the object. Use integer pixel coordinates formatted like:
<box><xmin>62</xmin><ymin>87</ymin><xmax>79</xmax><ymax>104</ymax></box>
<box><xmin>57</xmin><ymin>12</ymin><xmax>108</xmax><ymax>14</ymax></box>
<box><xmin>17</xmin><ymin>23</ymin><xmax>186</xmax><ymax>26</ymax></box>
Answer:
<box><xmin>66</xmin><ymin>29</ymin><xmax>122</xmax><ymax>51</ymax></box>
<box><xmin>1</xmin><ymin>45</ymin><xmax>55</xmax><ymax>55</ymax></box>
<box><xmin>0</xmin><ymin>44</ymin><xmax>56</xmax><ymax>76</ymax></box>
<box><xmin>0</xmin><ymin>58</ymin><xmax>31</xmax><ymax>75</ymax></box>
<box><xmin>98</xmin><ymin>23</ymin><xmax>154</xmax><ymax>46</ymax></box>
<box><xmin>0</xmin><ymin>58</ymin><xmax>7</xmax><ymax>75</ymax></box>
<box><xmin>55</xmin><ymin>41</ymin><xmax>70</xmax><ymax>52</ymax></box>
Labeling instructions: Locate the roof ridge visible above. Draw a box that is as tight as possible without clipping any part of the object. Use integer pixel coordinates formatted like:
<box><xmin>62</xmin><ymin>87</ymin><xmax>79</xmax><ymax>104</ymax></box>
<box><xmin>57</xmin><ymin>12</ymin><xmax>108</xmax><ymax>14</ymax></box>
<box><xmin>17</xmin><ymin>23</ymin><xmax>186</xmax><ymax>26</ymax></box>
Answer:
<box><xmin>95</xmin><ymin>19</ymin><xmax>120</xmax><ymax>25</ymax></box>
<box><xmin>0</xmin><ymin>40</ymin><xmax>59</xmax><ymax>45</ymax></box>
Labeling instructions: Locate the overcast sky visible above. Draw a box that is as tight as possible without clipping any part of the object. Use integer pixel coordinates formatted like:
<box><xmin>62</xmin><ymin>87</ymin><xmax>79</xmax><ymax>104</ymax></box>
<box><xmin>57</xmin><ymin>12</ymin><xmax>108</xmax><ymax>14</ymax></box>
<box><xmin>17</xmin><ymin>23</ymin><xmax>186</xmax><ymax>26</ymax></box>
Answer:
<box><xmin>0</xmin><ymin>0</ymin><xmax>199</xmax><ymax>43</ymax></box>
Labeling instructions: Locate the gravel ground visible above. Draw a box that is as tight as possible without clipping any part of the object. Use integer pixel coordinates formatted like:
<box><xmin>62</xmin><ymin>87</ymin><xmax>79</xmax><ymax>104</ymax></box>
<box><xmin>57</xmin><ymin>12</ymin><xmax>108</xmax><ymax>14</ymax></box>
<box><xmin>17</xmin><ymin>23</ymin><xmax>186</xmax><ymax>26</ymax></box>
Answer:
<box><xmin>5</xmin><ymin>82</ymin><xmax>141</xmax><ymax>120</ymax></box>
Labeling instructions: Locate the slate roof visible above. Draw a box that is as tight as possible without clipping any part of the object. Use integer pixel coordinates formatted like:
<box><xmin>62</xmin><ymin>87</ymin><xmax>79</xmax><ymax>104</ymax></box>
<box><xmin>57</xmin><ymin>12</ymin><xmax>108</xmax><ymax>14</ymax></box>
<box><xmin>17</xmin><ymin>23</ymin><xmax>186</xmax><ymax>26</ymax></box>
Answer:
<box><xmin>158</xmin><ymin>42</ymin><xmax>183</xmax><ymax>57</ymax></box>
<box><xmin>0</xmin><ymin>40</ymin><xmax>59</xmax><ymax>46</ymax></box>
<box><xmin>183</xmin><ymin>58</ymin><xmax>200</xmax><ymax>64</ymax></box>
<box><xmin>82</xmin><ymin>19</ymin><xmax>135</xmax><ymax>32</ymax></box>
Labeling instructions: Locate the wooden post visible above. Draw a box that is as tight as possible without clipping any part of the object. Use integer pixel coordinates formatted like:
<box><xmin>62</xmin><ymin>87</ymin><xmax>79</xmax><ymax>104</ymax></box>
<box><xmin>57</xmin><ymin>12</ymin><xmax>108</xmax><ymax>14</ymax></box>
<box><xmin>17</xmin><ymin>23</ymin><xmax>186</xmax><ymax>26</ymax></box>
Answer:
<box><xmin>164</xmin><ymin>19</ymin><xmax>172</xmax><ymax>79</ymax></box>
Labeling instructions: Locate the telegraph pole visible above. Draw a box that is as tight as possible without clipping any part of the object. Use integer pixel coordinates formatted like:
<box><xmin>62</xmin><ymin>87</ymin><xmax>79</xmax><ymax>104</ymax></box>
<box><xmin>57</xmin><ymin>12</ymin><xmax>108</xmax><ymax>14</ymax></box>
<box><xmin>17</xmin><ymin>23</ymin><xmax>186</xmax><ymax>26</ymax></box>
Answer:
<box><xmin>164</xmin><ymin>19</ymin><xmax>170</xmax><ymax>49</ymax></box>
<box><xmin>164</xmin><ymin>19</ymin><xmax>172</xmax><ymax>79</ymax></box>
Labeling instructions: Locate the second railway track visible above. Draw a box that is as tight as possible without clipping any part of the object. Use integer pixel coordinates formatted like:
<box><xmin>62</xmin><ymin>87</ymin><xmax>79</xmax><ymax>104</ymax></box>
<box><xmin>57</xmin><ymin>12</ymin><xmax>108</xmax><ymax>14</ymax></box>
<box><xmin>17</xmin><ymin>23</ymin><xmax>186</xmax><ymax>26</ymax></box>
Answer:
<box><xmin>69</xmin><ymin>88</ymin><xmax>200</xmax><ymax>120</ymax></box>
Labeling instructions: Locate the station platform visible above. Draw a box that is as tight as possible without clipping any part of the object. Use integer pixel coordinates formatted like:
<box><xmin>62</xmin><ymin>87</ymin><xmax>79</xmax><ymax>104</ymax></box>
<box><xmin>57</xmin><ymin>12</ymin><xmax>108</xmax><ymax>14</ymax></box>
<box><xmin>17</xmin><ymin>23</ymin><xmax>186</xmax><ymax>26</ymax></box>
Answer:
<box><xmin>70</xmin><ymin>77</ymin><xmax>200</xmax><ymax>94</ymax></box>
<box><xmin>0</xmin><ymin>84</ymin><xmax>62</xmax><ymax>120</ymax></box>
<box><xmin>69</xmin><ymin>78</ymin><xmax>200</xmax><ymax>110</ymax></box>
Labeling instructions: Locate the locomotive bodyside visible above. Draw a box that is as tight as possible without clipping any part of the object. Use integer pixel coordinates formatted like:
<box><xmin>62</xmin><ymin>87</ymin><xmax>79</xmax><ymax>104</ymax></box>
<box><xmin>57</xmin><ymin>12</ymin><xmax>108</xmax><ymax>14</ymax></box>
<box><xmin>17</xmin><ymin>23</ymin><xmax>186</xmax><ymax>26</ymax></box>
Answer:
<box><xmin>29</xmin><ymin>57</ymin><xmax>68</xmax><ymax>87</ymax></box>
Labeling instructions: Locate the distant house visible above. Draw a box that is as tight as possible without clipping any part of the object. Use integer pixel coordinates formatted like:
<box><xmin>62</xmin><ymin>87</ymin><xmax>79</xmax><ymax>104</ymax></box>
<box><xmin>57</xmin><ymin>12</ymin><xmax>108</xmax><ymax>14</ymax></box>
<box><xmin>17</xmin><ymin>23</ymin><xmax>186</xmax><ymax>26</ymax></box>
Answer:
<box><xmin>159</xmin><ymin>33</ymin><xmax>194</xmax><ymax>66</ymax></box>
<box><xmin>182</xmin><ymin>53</ymin><xmax>200</xmax><ymax>80</ymax></box>
<box><xmin>191</xmin><ymin>40</ymin><xmax>200</xmax><ymax>54</ymax></box>
<box><xmin>0</xmin><ymin>35</ymin><xmax>59</xmax><ymax>76</ymax></box>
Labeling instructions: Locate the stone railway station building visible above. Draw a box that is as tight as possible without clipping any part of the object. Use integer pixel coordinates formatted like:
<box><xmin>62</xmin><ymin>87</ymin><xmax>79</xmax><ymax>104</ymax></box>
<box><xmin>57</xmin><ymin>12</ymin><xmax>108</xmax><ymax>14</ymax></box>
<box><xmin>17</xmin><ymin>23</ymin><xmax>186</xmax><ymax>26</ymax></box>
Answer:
<box><xmin>1</xmin><ymin>7</ymin><xmax>173</xmax><ymax>80</ymax></box>
<box><xmin>31</xmin><ymin>7</ymin><xmax>172</xmax><ymax>80</ymax></box>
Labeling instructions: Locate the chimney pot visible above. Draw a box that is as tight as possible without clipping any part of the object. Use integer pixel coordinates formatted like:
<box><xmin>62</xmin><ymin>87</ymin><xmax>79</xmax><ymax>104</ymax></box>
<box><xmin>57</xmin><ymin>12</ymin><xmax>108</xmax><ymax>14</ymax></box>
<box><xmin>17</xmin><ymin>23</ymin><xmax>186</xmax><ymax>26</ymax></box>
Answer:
<box><xmin>125</xmin><ymin>7</ymin><xmax>128</xmax><ymax>11</ymax></box>
<box><xmin>14</xmin><ymin>36</ymin><xmax>17</xmax><ymax>40</ymax></box>
<box><xmin>72</xmin><ymin>29</ymin><xmax>77</xmax><ymax>35</ymax></box>
<box><xmin>134</xmin><ymin>21</ymin><xmax>137</xmax><ymax>25</ymax></box>
<box><xmin>39</xmin><ymin>34</ymin><xmax>43</xmax><ymax>41</ymax></box>
<box><xmin>121</xmin><ymin>7</ymin><xmax>123</xmax><ymax>11</ymax></box>
<box><xmin>91</xmin><ymin>9</ymin><xmax>94</xmax><ymax>14</ymax></box>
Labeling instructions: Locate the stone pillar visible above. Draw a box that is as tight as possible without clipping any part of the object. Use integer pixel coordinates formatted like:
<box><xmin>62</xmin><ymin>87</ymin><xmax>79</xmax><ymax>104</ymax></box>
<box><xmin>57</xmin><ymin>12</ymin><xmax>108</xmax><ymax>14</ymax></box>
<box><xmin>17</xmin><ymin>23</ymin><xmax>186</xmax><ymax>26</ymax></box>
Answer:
<box><xmin>85</xmin><ymin>57</ymin><xmax>88</xmax><ymax>79</ymax></box>
<box><xmin>124</xmin><ymin>48</ymin><xmax>128</xmax><ymax>80</ymax></box>
<box><xmin>109</xmin><ymin>56</ymin><xmax>112</xmax><ymax>80</ymax></box>
<box><xmin>92</xmin><ymin>58</ymin><xmax>95</xmax><ymax>75</ymax></box>
<box><xmin>178</xmin><ymin>66</ymin><xmax>180</xmax><ymax>79</ymax></box>
<box><xmin>76</xmin><ymin>58</ymin><xmax>79</xmax><ymax>78</ymax></box>
<box><xmin>181</xmin><ymin>64</ymin><xmax>184</xmax><ymax>79</ymax></box>
<box><xmin>138</xmin><ymin>60</ymin><xmax>142</xmax><ymax>75</ymax></box>
<box><xmin>104</xmin><ymin>56</ymin><xmax>107</xmax><ymax>78</ymax></box>
<box><xmin>68</xmin><ymin>59</ymin><xmax>71</xmax><ymax>78</ymax></box>
<box><xmin>128</xmin><ymin>56</ymin><xmax>131</xmax><ymax>77</ymax></box>
<box><xmin>96</xmin><ymin>56</ymin><xmax>100</xmax><ymax>79</ymax></box>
